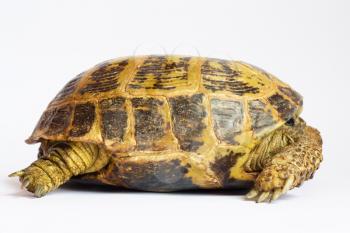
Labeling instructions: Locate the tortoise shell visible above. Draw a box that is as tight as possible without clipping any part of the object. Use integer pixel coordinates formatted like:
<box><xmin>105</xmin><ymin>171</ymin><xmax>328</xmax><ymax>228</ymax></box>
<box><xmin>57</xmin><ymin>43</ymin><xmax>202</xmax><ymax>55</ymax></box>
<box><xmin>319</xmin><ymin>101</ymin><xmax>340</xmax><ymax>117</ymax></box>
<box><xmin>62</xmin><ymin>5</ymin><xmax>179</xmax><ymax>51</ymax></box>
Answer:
<box><xmin>26</xmin><ymin>55</ymin><xmax>303</xmax><ymax>154</ymax></box>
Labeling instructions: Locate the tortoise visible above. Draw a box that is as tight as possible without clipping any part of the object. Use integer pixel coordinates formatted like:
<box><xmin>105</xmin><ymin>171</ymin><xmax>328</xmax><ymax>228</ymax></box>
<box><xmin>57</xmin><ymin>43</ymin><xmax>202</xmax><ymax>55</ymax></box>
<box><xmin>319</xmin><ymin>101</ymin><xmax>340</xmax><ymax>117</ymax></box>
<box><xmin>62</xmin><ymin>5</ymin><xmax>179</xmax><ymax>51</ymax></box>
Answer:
<box><xmin>9</xmin><ymin>55</ymin><xmax>323</xmax><ymax>202</ymax></box>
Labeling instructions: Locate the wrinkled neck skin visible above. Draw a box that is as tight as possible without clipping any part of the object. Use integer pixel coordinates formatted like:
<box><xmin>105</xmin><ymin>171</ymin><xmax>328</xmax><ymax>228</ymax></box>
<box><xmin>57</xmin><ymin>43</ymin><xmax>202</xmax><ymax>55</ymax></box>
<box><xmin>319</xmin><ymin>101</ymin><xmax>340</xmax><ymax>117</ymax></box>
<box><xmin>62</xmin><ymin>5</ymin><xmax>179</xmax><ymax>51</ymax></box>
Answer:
<box><xmin>38</xmin><ymin>140</ymin><xmax>60</xmax><ymax>158</ymax></box>
<box><xmin>244</xmin><ymin>117</ymin><xmax>307</xmax><ymax>173</ymax></box>
<box><xmin>39</xmin><ymin>140</ymin><xmax>71</xmax><ymax>156</ymax></box>
<box><xmin>39</xmin><ymin>140</ymin><xmax>86</xmax><ymax>157</ymax></box>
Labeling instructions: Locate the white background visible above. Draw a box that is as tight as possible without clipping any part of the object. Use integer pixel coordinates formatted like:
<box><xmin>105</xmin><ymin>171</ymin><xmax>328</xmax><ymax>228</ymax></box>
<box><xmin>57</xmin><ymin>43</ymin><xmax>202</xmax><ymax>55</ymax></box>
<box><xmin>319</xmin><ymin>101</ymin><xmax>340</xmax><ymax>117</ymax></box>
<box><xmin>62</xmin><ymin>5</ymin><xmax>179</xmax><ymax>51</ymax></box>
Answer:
<box><xmin>1</xmin><ymin>0</ymin><xmax>349</xmax><ymax>233</ymax></box>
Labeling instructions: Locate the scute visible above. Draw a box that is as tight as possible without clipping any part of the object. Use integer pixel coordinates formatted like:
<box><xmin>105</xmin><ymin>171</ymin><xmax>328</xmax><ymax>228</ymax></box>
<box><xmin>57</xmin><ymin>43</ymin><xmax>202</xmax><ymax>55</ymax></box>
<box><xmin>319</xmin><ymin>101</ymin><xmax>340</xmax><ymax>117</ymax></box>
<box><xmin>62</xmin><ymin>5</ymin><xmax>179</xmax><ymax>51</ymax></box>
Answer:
<box><xmin>69</xmin><ymin>103</ymin><xmax>96</xmax><ymax>137</ymax></box>
<box><xmin>128</xmin><ymin>56</ymin><xmax>190</xmax><ymax>90</ymax></box>
<box><xmin>37</xmin><ymin>105</ymin><xmax>73</xmax><ymax>136</ymax></box>
<box><xmin>210</xmin><ymin>98</ymin><xmax>244</xmax><ymax>144</ymax></box>
<box><xmin>114</xmin><ymin>159</ymin><xmax>196</xmax><ymax>191</ymax></box>
<box><xmin>248</xmin><ymin>100</ymin><xmax>276</xmax><ymax>134</ymax></box>
<box><xmin>79</xmin><ymin>59</ymin><xmax>129</xmax><ymax>94</ymax></box>
<box><xmin>52</xmin><ymin>75</ymin><xmax>81</xmax><ymax>103</ymax></box>
<box><xmin>131</xmin><ymin>97</ymin><xmax>177</xmax><ymax>151</ymax></box>
<box><xmin>26</xmin><ymin>55</ymin><xmax>303</xmax><ymax>152</ymax></box>
<box><xmin>202</xmin><ymin>59</ymin><xmax>260</xmax><ymax>95</ymax></box>
<box><xmin>168</xmin><ymin>94</ymin><xmax>208</xmax><ymax>152</ymax></box>
<box><xmin>99</xmin><ymin>97</ymin><xmax>128</xmax><ymax>142</ymax></box>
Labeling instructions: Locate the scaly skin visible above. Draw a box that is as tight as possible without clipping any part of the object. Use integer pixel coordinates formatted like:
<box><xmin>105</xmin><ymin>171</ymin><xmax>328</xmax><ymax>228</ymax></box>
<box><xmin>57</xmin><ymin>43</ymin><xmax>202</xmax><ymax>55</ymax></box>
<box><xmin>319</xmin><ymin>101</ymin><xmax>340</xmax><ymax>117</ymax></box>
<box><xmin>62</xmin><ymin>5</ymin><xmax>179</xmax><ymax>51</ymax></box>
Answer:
<box><xmin>9</xmin><ymin>142</ymin><xmax>109</xmax><ymax>197</ymax></box>
<box><xmin>246</xmin><ymin>122</ymin><xmax>323</xmax><ymax>202</ymax></box>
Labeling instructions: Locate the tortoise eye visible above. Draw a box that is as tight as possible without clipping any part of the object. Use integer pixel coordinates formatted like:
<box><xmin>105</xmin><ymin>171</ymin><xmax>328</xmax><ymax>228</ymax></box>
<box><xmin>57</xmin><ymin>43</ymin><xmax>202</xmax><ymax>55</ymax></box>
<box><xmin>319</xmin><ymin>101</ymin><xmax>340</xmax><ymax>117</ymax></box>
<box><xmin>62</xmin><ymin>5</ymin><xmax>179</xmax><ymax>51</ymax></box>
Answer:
<box><xmin>286</xmin><ymin>118</ymin><xmax>295</xmax><ymax>127</ymax></box>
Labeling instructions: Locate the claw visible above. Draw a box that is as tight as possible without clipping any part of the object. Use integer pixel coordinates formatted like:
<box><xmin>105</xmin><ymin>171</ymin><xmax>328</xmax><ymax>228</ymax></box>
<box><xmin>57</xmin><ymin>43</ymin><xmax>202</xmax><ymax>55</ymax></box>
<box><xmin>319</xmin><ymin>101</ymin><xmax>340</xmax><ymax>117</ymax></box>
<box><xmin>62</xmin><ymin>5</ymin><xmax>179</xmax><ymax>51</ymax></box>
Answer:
<box><xmin>246</xmin><ymin>189</ymin><xmax>259</xmax><ymax>199</ymax></box>
<box><xmin>257</xmin><ymin>192</ymin><xmax>270</xmax><ymax>203</ymax></box>
<box><xmin>22</xmin><ymin>179</ymin><xmax>30</xmax><ymax>189</ymax></box>
<box><xmin>34</xmin><ymin>186</ymin><xmax>45</xmax><ymax>198</ymax></box>
<box><xmin>309</xmin><ymin>173</ymin><xmax>314</xmax><ymax>179</ymax></box>
<box><xmin>272</xmin><ymin>188</ymin><xmax>283</xmax><ymax>201</ymax></box>
<box><xmin>21</xmin><ymin>178</ymin><xmax>31</xmax><ymax>189</ymax></box>
<box><xmin>267</xmin><ymin>194</ymin><xmax>273</xmax><ymax>203</ymax></box>
<box><xmin>9</xmin><ymin>170</ymin><xmax>25</xmax><ymax>177</ymax></box>
<box><xmin>282</xmin><ymin>176</ymin><xmax>294</xmax><ymax>194</ymax></box>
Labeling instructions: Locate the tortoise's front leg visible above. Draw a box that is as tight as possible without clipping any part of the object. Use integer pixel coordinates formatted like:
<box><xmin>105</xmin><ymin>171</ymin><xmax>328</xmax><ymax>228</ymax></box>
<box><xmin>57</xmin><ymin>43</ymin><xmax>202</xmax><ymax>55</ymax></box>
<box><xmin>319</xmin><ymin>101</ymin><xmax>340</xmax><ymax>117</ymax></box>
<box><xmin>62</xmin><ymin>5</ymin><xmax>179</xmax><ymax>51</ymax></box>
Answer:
<box><xmin>246</xmin><ymin>126</ymin><xmax>323</xmax><ymax>203</ymax></box>
<box><xmin>9</xmin><ymin>142</ymin><xmax>109</xmax><ymax>197</ymax></box>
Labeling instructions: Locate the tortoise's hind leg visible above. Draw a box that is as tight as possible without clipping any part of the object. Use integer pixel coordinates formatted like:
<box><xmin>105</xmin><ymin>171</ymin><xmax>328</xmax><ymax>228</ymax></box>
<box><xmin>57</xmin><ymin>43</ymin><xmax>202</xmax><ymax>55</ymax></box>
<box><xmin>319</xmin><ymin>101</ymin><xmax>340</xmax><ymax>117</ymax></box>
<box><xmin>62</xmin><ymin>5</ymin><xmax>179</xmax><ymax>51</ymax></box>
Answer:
<box><xmin>246</xmin><ymin>125</ymin><xmax>323</xmax><ymax>203</ymax></box>
<box><xmin>9</xmin><ymin>142</ymin><xmax>109</xmax><ymax>197</ymax></box>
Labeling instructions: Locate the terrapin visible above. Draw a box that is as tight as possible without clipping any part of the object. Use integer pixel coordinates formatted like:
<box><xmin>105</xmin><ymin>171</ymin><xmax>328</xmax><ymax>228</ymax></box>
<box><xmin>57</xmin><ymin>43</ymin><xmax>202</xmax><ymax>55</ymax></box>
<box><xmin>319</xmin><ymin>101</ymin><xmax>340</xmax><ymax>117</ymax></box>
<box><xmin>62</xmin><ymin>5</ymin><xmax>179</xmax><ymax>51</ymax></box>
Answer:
<box><xmin>10</xmin><ymin>55</ymin><xmax>323</xmax><ymax>202</ymax></box>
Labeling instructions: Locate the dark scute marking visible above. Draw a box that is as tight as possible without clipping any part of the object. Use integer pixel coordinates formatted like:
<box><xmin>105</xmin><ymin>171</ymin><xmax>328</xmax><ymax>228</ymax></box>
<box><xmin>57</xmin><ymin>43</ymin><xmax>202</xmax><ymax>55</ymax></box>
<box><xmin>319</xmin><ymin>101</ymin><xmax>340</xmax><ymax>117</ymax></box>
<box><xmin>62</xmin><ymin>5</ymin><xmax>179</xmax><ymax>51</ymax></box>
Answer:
<box><xmin>80</xmin><ymin>60</ymin><xmax>128</xmax><ymax>94</ymax></box>
<box><xmin>38</xmin><ymin>105</ymin><xmax>72</xmax><ymax>136</ymax></box>
<box><xmin>169</xmin><ymin>94</ymin><xmax>206</xmax><ymax>152</ymax></box>
<box><xmin>129</xmin><ymin>56</ymin><xmax>191</xmax><ymax>90</ymax></box>
<box><xmin>132</xmin><ymin>98</ymin><xmax>165</xmax><ymax>150</ymax></box>
<box><xmin>99</xmin><ymin>97</ymin><xmax>128</xmax><ymax>141</ymax></box>
<box><xmin>131</xmin><ymin>97</ymin><xmax>163</xmax><ymax>108</ymax></box>
<box><xmin>210</xmin><ymin>152</ymin><xmax>244</xmax><ymax>187</ymax></box>
<box><xmin>201</xmin><ymin>59</ymin><xmax>260</xmax><ymax>96</ymax></box>
<box><xmin>53</xmin><ymin>74</ymin><xmax>82</xmax><ymax>102</ymax></box>
<box><xmin>278</xmin><ymin>86</ymin><xmax>303</xmax><ymax>106</ymax></box>
<box><xmin>37</xmin><ymin>110</ymin><xmax>55</xmax><ymax>130</ymax></box>
<box><xmin>211</xmin><ymin>99</ymin><xmax>243</xmax><ymax>145</ymax></box>
<box><xmin>69</xmin><ymin>103</ymin><xmax>96</xmax><ymax>137</ymax></box>
<box><xmin>242</xmin><ymin>62</ymin><xmax>272</xmax><ymax>80</ymax></box>
<box><xmin>249</xmin><ymin>100</ymin><xmax>276</xmax><ymax>133</ymax></box>
<box><xmin>128</xmin><ymin>84</ymin><xmax>142</xmax><ymax>89</ymax></box>
<box><xmin>118</xmin><ymin>159</ymin><xmax>196</xmax><ymax>191</ymax></box>
<box><xmin>268</xmin><ymin>94</ymin><xmax>297</xmax><ymax>121</ymax></box>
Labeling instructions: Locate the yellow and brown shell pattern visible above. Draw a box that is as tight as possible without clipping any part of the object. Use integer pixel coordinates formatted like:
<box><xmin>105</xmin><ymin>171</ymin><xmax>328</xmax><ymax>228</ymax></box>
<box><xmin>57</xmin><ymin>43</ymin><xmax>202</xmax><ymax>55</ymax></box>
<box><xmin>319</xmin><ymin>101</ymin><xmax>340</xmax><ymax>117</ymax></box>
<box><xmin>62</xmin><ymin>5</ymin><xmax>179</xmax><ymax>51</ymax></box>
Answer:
<box><xmin>27</xmin><ymin>55</ymin><xmax>303</xmax><ymax>191</ymax></box>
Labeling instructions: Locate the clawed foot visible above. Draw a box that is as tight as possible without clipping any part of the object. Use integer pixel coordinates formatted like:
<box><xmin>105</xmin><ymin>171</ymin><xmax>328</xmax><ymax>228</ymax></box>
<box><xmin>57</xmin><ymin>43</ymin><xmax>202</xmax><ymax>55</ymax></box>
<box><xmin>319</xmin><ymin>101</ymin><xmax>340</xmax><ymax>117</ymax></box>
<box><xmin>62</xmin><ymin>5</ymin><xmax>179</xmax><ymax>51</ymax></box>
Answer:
<box><xmin>246</xmin><ymin>176</ymin><xmax>294</xmax><ymax>203</ymax></box>
<box><xmin>9</xmin><ymin>166</ymin><xmax>54</xmax><ymax>197</ymax></box>
<box><xmin>246</xmin><ymin>164</ymin><xmax>301</xmax><ymax>203</ymax></box>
